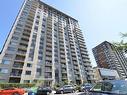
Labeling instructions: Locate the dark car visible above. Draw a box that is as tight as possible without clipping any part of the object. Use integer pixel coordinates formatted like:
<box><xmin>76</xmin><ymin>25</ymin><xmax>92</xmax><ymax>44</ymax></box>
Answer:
<box><xmin>36</xmin><ymin>87</ymin><xmax>52</xmax><ymax>95</ymax></box>
<box><xmin>81</xmin><ymin>83</ymin><xmax>93</xmax><ymax>92</ymax></box>
<box><xmin>56</xmin><ymin>85</ymin><xmax>75</xmax><ymax>94</ymax></box>
<box><xmin>88</xmin><ymin>80</ymin><xmax>127</xmax><ymax>95</ymax></box>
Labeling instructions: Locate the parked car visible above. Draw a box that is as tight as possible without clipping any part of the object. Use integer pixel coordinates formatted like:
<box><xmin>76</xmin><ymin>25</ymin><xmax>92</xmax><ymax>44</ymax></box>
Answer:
<box><xmin>89</xmin><ymin>80</ymin><xmax>127</xmax><ymax>95</ymax></box>
<box><xmin>0</xmin><ymin>87</ymin><xmax>25</xmax><ymax>95</ymax></box>
<box><xmin>56</xmin><ymin>85</ymin><xmax>75</xmax><ymax>94</ymax></box>
<box><xmin>80</xmin><ymin>83</ymin><xmax>93</xmax><ymax>92</ymax></box>
<box><xmin>36</xmin><ymin>87</ymin><xmax>52</xmax><ymax>95</ymax></box>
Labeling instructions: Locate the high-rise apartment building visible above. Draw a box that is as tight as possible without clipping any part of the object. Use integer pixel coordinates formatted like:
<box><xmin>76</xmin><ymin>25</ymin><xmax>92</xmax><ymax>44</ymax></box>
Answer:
<box><xmin>0</xmin><ymin>0</ymin><xmax>93</xmax><ymax>85</ymax></box>
<box><xmin>92</xmin><ymin>41</ymin><xmax>127</xmax><ymax>79</ymax></box>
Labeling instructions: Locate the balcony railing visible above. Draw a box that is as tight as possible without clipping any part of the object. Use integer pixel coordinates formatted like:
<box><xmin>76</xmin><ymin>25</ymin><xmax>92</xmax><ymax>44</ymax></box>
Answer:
<box><xmin>61</xmin><ymin>65</ymin><xmax>66</xmax><ymax>68</ymax></box>
<box><xmin>45</xmin><ymin>62</ymin><xmax>52</xmax><ymax>66</ymax></box>
<box><xmin>13</xmin><ymin>64</ymin><xmax>23</xmax><ymax>68</ymax></box>
<box><xmin>62</xmin><ymin>76</ymin><xmax>67</xmax><ymax>79</ymax></box>
<box><xmin>18</xmin><ymin>45</ymin><xmax>27</xmax><ymax>50</ymax></box>
<box><xmin>15</xmin><ymin>58</ymin><xmax>25</xmax><ymax>62</ymax></box>
<box><xmin>10</xmin><ymin>73</ymin><xmax>21</xmax><ymax>77</ymax></box>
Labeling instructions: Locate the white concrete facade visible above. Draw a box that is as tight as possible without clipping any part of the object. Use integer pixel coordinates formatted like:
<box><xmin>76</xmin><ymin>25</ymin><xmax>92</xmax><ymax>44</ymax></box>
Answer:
<box><xmin>0</xmin><ymin>0</ymin><xmax>93</xmax><ymax>85</ymax></box>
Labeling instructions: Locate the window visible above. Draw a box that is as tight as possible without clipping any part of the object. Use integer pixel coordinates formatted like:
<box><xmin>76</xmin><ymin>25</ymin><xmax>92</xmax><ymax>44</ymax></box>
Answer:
<box><xmin>27</xmin><ymin>63</ymin><xmax>32</xmax><ymax>67</ymax></box>
<box><xmin>14</xmin><ymin>31</ymin><xmax>21</xmax><ymax>35</ymax></box>
<box><xmin>7</xmin><ymin>47</ymin><xmax>16</xmax><ymax>51</ymax></box>
<box><xmin>15</xmin><ymin>27</ymin><xmax>22</xmax><ymax>31</ymax></box>
<box><xmin>38</xmin><ymin>56</ymin><xmax>43</xmax><ymax>60</ymax></box>
<box><xmin>0</xmin><ymin>68</ymin><xmax>8</xmax><ymax>73</ymax></box>
<box><xmin>41</xmin><ymin>30</ymin><xmax>45</xmax><ymax>34</ymax></box>
<box><xmin>12</xmin><ymin>36</ymin><xmax>19</xmax><ymax>40</ymax></box>
<box><xmin>2</xmin><ymin>60</ymin><xmax>11</xmax><ymax>65</ymax></box>
<box><xmin>25</xmin><ymin>71</ymin><xmax>31</xmax><ymax>75</ymax></box>
<box><xmin>34</xmin><ymin>26</ymin><xmax>38</xmax><ymax>32</ymax></box>
<box><xmin>37</xmin><ymin>15</ymin><xmax>40</xmax><ymax>19</ymax></box>
<box><xmin>36</xmin><ymin>68</ymin><xmax>41</xmax><ymax>72</ymax></box>
<box><xmin>39</xmin><ymin>51</ymin><xmax>43</xmax><ymax>54</ymax></box>
<box><xmin>35</xmin><ymin>20</ymin><xmax>39</xmax><ymax>25</ymax></box>
<box><xmin>43</xmin><ymin>18</ymin><xmax>46</xmax><ymax>21</ymax></box>
<box><xmin>4</xmin><ymin>54</ymin><xmax>13</xmax><ymax>58</ymax></box>
<box><xmin>42</xmin><ymin>24</ymin><xmax>45</xmax><ymax>27</ymax></box>
<box><xmin>24</xmin><ymin>80</ymin><xmax>30</xmax><ymax>83</ymax></box>
<box><xmin>28</xmin><ymin>57</ymin><xmax>33</xmax><ymax>61</ymax></box>
<box><xmin>10</xmin><ymin>41</ymin><xmax>18</xmax><ymax>46</ymax></box>
<box><xmin>17</xmin><ymin>23</ymin><xmax>23</xmax><ymax>27</ymax></box>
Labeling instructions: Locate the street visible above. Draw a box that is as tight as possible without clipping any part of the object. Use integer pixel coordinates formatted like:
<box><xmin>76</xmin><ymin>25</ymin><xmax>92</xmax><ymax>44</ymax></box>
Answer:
<box><xmin>24</xmin><ymin>92</ymin><xmax>86</xmax><ymax>95</ymax></box>
<box><xmin>54</xmin><ymin>92</ymin><xmax>85</xmax><ymax>95</ymax></box>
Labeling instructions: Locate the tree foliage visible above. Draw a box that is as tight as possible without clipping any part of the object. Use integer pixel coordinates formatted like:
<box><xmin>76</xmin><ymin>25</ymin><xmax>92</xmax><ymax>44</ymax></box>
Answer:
<box><xmin>113</xmin><ymin>33</ymin><xmax>127</xmax><ymax>53</ymax></box>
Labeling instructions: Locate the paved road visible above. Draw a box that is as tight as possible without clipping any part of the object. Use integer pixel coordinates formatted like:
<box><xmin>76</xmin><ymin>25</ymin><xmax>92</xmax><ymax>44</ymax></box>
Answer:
<box><xmin>24</xmin><ymin>92</ymin><xmax>85</xmax><ymax>95</ymax></box>
<box><xmin>54</xmin><ymin>92</ymin><xmax>85</xmax><ymax>95</ymax></box>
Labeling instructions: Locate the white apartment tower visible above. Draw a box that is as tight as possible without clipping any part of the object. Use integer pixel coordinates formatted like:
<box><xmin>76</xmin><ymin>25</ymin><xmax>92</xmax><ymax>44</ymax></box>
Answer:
<box><xmin>0</xmin><ymin>0</ymin><xmax>93</xmax><ymax>85</ymax></box>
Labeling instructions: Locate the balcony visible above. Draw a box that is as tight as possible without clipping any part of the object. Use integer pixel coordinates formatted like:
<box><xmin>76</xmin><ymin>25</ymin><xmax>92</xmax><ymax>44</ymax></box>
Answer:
<box><xmin>18</xmin><ymin>45</ymin><xmax>27</xmax><ymax>50</ymax></box>
<box><xmin>45</xmin><ymin>57</ymin><xmax>52</xmax><ymax>61</ymax></box>
<box><xmin>47</xmin><ymin>17</ymin><xmax>52</xmax><ymax>20</ymax></box>
<box><xmin>26</xmin><ymin>20</ymin><xmax>33</xmax><ymax>26</ymax></box>
<box><xmin>45</xmin><ymin>72</ymin><xmax>52</xmax><ymax>79</ymax></box>
<box><xmin>61</xmin><ymin>69</ymin><xmax>67</xmax><ymax>73</ymax></box>
<box><xmin>74</xmin><ymin>71</ymin><xmax>80</xmax><ymax>75</ymax></box>
<box><xmin>44</xmin><ymin>77</ymin><xmax>53</xmax><ymax>80</ymax></box>
<box><xmin>15</xmin><ymin>56</ymin><xmax>25</xmax><ymax>62</ymax></box>
<box><xmin>60</xmin><ymin>59</ymin><xmax>66</xmax><ymax>63</ymax></box>
<box><xmin>46</xmin><ymin>53</ymin><xmax>52</xmax><ymax>57</ymax></box>
<box><xmin>61</xmin><ymin>65</ymin><xmax>66</xmax><ymax>68</ymax></box>
<box><xmin>15</xmin><ymin>58</ymin><xmax>25</xmax><ymax>62</ymax></box>
<box><xmin>45</xmin><ymin>68</ymin><xmax>52</xmax><ymax>72</ymax></box>
<box><xmin>16</xmin><ymin>51</ymin><xmax>26</xmax><ymax>56</ymax></box>
<box><xmin>13</xmin><ymin>63</ymin><xmax>24</xmax><ymax>69</ymax></box>
<box><xmin>22</xmin><ymin>33</ymin><xmax>30</xmax><ymax>37</ymax></box>
<box><xmin>20</xmin><ymin>40</ymin><xmax>28</xmax><ymax>45</ymax></box>
<box><xmin>60</xmin><ymin>55</ymin><xmax>65</xmax><ymax>58</ymax></box>
<box><xmin>29</xmin><ymin>13</ymin><xmax>35</xmax><ymax>18</ymax></box>
<box><xmin>82</xmin><ymin>54</ymin><xmax>88</xmax><ymax>58</ymax></box>
<box><xmin>9</xmin><ymin>77</ymin><xmax>21</xmax><ymax>83</ymax></box>
<box><xmin>83</xmin><ymin>59</ymin><xmax>90</xmax><ymax>63</ymax></box>
<box><xmin>46</xmin><ymin>42</ymin><xmax>52</xmax><ymax>46</ymax></box>
<box><xmin>10</xmin><ymin>73</ymin><xmax>21</xmax><ymax>77</ymax></box>
<box><xmin>79</xmin><ymin>47</ymin><xmax>86</xmax><ymax>51</ymax></box>
<box><xmin>46</xmin><ymin>34</ymin><xmax>52</xmax><ymax>38</ymax></box>
<box><xmin>45</xmin><ymin>62</ymin><xmax>52</xmax><ymax>66</ymax></box>
<box><xmin>10</xmin><ymin>69</ymin><xmax>22</xmax><ymax>78</ymax></box>
<box><xmin>46</xmin><ymin>39</ymin><xmax>52</xmax><ymax>43</ymax></box>
<box><xmin>22</xmin><ymin>35</ymin><xmax>30</xmax><ymax>40</ymax></box>
<box><xmin>47</xmin><ymin>23</ymin><xmax>52</xmax><ymax>27</ymax></box>
<box><xmin>62</xmin><ymin>76</ymin><xmax>68</xmax><ymax>79</ymax></box>
<box><xmin>74</xmin><ymin>66</ymin><xmax>79</xmax><ymax>70</ymax></box>
<box><xmin>47</xmin><ymin>28</ymin><xmax>52</xmax><ymax>32</ymax></box>
<box><xmin>27</xmin><ymin>18</ymin><xmax>34</xmax><ymax>23</ymax></box>
<box><xmin>73</xmin><ymin>62</ymin><xmax>78</xmax><ymax>65</ymax></box>
<box><xmin>84</xmin><ymin>62</ymin><xmax>90</xmax><ymax>66</ymax></box>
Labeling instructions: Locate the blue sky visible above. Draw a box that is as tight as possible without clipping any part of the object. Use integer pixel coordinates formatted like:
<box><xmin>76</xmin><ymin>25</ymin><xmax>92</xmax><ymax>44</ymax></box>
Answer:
<box><xmin>0</xmin><ymin>0</ymin><xmax>127</xmax><ymax>66</ymax></box>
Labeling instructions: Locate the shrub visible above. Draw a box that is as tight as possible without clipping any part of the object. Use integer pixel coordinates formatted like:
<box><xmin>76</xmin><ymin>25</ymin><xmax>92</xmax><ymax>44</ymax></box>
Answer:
<box><xmin>76</xmin><ymin>85</ymin><xmax>81</xmax><ymax>91</ymax></box>
<box><xmin>53</xmin><ymin>83</ymin><xmax>60</xmax><ymax>90</ymax></box>
<box><xmin>0</xmin><ymin>83</ymin><xmax>35</xmax><ymax>89</ymax></box>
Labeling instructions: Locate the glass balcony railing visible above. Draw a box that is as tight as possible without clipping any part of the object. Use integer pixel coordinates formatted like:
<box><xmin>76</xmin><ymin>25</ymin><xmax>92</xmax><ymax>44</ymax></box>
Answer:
<box><xmin>10</xmin><ymin>73</ymin><xmax>22</xmax><ymax>77</ymax></box>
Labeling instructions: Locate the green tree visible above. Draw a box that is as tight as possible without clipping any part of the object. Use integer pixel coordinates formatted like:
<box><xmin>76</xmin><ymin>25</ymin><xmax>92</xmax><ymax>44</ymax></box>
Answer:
<box><xmin>113</xmin><ymin>33</ymin><xmax>127</xmax><ymax>53</ymax></box>
<box><xmin>53</xmin><ymin>83</ymin><xmax>60</xmax><ymax>90</ymax></box>
<box><xmin>63</xmin><ymin>79</ymin><xmax>68</xmax><ymax>85</ymax></box>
